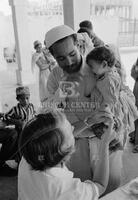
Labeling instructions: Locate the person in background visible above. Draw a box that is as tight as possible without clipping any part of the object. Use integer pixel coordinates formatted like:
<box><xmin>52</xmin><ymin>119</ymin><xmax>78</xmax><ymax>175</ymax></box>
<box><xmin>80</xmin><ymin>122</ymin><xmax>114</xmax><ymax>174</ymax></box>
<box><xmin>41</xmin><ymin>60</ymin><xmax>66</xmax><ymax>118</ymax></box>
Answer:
<box><xmin>31</xmin><ymin>40</ymin><xmax>51</xmax><ymax>104</ymax></box>
<box><xmin>3</xmin><ymin>86</ymin><xmax>35</xmax><ymax>134</ymax></box>
<box><xmin>43</xmin><ymin>40</ymin><xmax>57</xmax><ymax>72</ymax></box>
<box><xmin>18</xmin><ymin>109</ymin><xmax>114</xmax><ymax>200</ymax></box>
<box><xmin>78</xmin><ymin>20</ymin><xmax>104</xmax><ymax>48</ymax></box>
<box><xmin>0</xmin><ymin>86</ymin><xmax>35</xmax><ymax>173</ymax></box>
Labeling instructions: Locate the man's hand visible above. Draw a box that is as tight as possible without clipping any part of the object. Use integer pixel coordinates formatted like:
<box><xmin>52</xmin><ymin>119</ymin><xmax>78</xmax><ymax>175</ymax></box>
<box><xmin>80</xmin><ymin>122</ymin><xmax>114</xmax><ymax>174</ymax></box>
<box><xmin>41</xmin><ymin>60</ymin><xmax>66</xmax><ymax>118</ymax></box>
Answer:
<box><xmin>101</xmin><ymin>116</ymin><xmax>114</xmax><ymax>143</ymax></box>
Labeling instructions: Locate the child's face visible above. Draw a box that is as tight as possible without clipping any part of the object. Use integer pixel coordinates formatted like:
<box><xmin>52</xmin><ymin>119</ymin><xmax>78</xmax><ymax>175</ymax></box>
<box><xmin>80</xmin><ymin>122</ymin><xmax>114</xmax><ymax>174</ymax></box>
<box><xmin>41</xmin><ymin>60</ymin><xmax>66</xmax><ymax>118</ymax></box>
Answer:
<box><xmin>18</xmin><ymin>95</ymin><xmax>30</xmax><ymax>107</ymax></box>
<box><xmin>60</xmin><ymin>118</ymin><xmax>75</xmax><ymax>152</ymax></box>
<box><xmin>88</xmin><ymin>59</ymin><xmax>107</xmax><ymax>76</ymax></box>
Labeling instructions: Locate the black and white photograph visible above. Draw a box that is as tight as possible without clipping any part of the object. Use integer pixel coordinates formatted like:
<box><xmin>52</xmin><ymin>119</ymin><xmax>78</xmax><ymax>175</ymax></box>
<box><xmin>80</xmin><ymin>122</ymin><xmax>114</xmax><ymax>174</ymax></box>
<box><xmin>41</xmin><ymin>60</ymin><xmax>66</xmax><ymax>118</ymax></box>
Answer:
<box><xmin>0</xmin><ymin>0</ymin><xmax>138</xmax><ymax>199</ymax></box>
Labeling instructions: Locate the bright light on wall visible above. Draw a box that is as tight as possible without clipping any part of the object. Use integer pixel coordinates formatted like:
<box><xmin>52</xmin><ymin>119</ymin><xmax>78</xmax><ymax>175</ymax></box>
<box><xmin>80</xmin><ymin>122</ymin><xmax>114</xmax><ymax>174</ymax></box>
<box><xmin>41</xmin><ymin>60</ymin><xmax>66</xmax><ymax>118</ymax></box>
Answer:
<box><xmin>0</xmin><ymin>0</ymin><xmax>11</xmax><ymax>16</ymax></box>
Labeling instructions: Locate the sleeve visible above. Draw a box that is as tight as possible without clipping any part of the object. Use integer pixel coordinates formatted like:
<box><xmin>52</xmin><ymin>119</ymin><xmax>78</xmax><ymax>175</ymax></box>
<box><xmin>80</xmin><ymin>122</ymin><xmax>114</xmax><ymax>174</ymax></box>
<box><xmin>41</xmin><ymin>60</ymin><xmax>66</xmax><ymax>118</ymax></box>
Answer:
<box><xmin>131</xmin><ymin>64</ymin><xmax>138</xmax><ymax>81</ymax></box>
<box><xmin>31</xmin><ymin>104</ymin><xmax>36</xmax><ymax>116</ymax></box>
<box><xmin>31</xmin><ymin>54</ymin><xmax>36</xmax><ymax>73</ymax></box>
<box><xmin>47</xmin><ymin>68</ymin><xmax>59</xmax><ymax>96</ymax></box>
<box><xmin>3</xmin><ymin>107</ymin><xmax>16</xmax><ymax>122</ymax></box>
<box><xmin>92</xmin><ymin>33</ymin><xmax>104</xmax><ymax>48</ymax></box>
<box><xmin>31</xmin><ymin>53</ymin><xmax>41</xmax><ymax>73</ymax></box>
<box><xmin>71</xmin><ymin>179</ymin><xmax>99</xmax><ymax>200</ymax></box>
<box><xmin>97</xmin><ymin>75</ymin><xmax>120</xmax><ymax>107</ymax></box>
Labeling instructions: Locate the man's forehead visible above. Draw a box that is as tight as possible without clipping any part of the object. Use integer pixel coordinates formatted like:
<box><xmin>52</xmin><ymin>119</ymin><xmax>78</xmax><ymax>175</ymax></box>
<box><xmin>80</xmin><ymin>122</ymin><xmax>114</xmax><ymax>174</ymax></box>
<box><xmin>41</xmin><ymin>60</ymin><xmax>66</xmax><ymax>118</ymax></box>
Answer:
<box><xmin>52</xmin><ymin>37</ymin><xmax>76</xmax><ymax>56</ymax></box>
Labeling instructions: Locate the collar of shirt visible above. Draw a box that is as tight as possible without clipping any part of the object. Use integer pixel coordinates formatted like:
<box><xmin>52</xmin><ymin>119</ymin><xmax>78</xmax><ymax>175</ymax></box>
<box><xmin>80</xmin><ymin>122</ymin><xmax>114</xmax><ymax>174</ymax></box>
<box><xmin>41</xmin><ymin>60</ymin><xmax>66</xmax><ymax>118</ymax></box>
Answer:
<box><xmin>18</xmin><ymin>103</ymin><xmax>32</xmax><ymax>110</ymax></box>
<box><xmin>45</xmin><ymin>165</ymin><xmax>74</xmax><ymax>179</ymax></box>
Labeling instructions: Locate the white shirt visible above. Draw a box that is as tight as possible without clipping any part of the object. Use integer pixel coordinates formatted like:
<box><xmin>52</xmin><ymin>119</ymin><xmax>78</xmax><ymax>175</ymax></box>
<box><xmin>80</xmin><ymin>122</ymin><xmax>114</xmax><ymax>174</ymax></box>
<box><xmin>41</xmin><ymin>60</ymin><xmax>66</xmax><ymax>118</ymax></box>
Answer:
<box><xmin>18</xmin><ymin>158</ymin><xmax>99</xmax><ymax>200</ymax></box>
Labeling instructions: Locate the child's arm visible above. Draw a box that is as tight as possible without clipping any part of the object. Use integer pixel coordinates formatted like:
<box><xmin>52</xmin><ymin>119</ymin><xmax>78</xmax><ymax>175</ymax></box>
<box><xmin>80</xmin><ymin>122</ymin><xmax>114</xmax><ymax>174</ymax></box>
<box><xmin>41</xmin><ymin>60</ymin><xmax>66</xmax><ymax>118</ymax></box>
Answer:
<box><xmin>97</xmin><ymin>74</ymin><xmax>120</xmax><ymax>108</ymax></box>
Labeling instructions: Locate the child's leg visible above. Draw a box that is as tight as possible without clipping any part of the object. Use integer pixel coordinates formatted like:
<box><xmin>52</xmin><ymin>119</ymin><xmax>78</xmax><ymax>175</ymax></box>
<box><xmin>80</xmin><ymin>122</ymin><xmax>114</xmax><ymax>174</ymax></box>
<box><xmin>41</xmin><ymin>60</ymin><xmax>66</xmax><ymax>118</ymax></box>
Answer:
<box><xmin>0</xmin><ymin>128</ymin><xmax>18</xmax><ymax>163</ymax></box>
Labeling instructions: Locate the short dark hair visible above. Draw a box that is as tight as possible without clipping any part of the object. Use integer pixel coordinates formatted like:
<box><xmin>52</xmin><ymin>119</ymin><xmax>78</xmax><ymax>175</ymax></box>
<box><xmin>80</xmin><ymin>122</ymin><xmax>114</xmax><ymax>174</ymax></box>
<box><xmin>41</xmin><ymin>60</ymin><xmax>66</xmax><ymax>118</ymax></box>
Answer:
<box><xmin>79</xmin><ymin>20</ymin><xmax>93</xmax><ymax>30</ymax></box>
<box><xmin>49</xmin><ymin>34</ymin><xmax>77</xmax><ymax>55</ymax></box>
<box><xmin>77</xmin><ymin>27</ymin><xmax>91</xmax><ymax>38</ymax></box>
<box><xmin>86</xmin><ymin>46</ymin><xmax>115</xmax><ymax>68</ymax></box>
<box><xmin>19</xmin><ymin>110</ymin><xmax>71</xmax><ymax>171</ymax></box>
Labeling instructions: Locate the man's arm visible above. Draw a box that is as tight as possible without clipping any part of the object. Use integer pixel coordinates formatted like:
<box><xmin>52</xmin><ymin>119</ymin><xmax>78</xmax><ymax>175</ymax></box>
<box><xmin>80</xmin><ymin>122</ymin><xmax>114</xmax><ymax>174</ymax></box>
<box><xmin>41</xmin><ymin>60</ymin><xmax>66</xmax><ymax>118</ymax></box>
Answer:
<box><xmin>92</xmin><ymin>116</ymin><xmax>114</xmax><ymax>195</ymax></box>
<box><xmin>47</xmin><ymin>67</ymin><xmax>61</xmax><ymax>96</ymax></box>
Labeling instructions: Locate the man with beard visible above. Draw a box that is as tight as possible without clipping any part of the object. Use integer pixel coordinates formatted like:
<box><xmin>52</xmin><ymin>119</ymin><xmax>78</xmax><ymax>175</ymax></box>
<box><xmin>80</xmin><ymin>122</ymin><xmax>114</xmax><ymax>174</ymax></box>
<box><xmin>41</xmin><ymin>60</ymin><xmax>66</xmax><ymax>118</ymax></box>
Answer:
<box><xmin>44</xmin><ymin>25</ymin><xmax>123</xmax><ymax>195</ymax></box>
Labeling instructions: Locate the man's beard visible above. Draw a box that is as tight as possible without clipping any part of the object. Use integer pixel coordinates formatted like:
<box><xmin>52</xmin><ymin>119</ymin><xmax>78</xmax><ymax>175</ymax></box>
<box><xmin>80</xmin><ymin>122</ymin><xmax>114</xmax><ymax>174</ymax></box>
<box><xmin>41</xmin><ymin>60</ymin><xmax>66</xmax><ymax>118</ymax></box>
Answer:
<box><xmin>63</xmin><ymin>57</ymin><xmax>82</xmax><ymax>74</ymax></box>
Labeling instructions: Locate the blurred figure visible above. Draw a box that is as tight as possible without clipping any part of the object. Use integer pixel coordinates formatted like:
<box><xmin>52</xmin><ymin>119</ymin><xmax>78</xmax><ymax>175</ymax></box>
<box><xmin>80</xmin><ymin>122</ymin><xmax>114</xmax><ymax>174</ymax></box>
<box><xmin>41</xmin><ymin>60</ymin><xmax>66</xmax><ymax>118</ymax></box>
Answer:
<box><xmin>31</xmin><ymin>40</ymin><xmax>52</xmax><ymax>104</ymax></box>
<box><xmin>78</xmin><ymin>20</ymin><xmax>104</xmax><ymax>48</ymax></box>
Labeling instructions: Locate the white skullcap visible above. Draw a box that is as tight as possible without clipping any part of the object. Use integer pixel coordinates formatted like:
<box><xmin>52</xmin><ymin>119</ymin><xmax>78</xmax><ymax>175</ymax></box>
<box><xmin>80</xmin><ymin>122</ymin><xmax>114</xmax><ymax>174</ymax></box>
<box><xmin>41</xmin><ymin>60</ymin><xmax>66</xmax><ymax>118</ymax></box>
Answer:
<box><xmin>45</xmin><ymin>25</ymin><xmax>76</xmax><ymax>49</ymax></box>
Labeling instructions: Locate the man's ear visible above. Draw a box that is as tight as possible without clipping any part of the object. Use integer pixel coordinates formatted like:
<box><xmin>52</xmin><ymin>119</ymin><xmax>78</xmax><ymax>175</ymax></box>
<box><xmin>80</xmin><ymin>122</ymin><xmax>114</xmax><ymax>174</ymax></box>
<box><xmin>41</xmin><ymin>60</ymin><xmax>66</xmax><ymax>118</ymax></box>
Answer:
<box><xmin>103</xmin><ymin>60</ymin><xmax>108</xmax><ymax>68</ymax></box>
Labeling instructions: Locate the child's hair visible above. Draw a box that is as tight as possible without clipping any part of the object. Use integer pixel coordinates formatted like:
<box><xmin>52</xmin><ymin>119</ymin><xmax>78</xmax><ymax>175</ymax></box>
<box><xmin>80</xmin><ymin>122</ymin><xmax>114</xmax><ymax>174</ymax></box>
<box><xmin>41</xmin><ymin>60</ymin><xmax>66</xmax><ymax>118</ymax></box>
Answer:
<box><xmin>19</xmin><ymin>110</ymin><xmax>72</xmax><ymax>171</ymax></box>
<box><xmin>86</xmin><ymin>46</ymin><xmax>115</xmax><ymax>68</ymax></box>
<box><xmin>16</xmin><ymin>86</ymin><xmax>30</xmax><ymax>100</ymax></box>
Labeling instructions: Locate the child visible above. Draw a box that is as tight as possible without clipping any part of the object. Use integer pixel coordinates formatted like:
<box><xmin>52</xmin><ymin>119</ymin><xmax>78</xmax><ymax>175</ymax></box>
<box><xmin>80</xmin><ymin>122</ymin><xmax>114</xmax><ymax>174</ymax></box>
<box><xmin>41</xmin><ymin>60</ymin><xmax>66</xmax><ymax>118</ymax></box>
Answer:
<box><xmin>3</xmin><ymin>86</ymin><xmax>35</xmax><ymax>135</ymax></box>
<box><xmin>18</xmin><ymin>109</ymin><xmax>113</xmax><ymax>200</ymax></box>
<box><xmin>86</xmin><ymin>46</ymin><xmax>138</xmax><ymax>146</ymax></box>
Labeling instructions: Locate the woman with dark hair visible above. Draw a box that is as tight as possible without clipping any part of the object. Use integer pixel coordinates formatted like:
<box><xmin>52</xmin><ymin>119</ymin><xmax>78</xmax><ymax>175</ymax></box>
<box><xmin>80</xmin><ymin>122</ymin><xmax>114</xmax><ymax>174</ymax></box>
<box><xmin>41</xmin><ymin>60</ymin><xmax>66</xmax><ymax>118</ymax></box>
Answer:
<box><xmin>78</xmin><ymin>20</ymin><xmax>104</xmax><ymax>48</ymax></box>
<box><xmin>18</xmin><ymin>109</ymin><xmax>114</xmax><ymax>200</ymax></box>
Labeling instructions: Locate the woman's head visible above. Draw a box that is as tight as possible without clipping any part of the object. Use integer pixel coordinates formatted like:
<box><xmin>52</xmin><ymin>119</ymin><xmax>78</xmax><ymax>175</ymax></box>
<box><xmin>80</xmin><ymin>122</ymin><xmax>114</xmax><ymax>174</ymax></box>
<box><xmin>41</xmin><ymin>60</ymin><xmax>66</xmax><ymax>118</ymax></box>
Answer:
<box><xmin>19</xmin><ymin>110</ymin><xmax>75</xmax><ymax>171</ymax></box>
<box><xmin>86</xmin><ymin>46</ymin><xmax>115</xmax><ymax>76</ymax></box>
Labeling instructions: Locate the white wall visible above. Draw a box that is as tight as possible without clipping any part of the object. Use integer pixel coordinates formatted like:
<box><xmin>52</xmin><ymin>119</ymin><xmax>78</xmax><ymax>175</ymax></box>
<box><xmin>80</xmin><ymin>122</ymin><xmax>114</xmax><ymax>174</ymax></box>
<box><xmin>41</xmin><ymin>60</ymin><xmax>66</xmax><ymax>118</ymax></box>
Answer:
<box><xmin>28</xmin><ymin>15</ymin><xmax>63</xmax><ymax>51</ymax></box>
<box><xmin>132</xmin><ymin>0</ymin><xmax>138</xmax><ymax>19</ymax></box>
<box><xmin>0</xmin><ymin>13</ymin><xmax>63</xmax><ymax>63</ymax></box>
<box><xmin>91</xmin><ymin>16</ymin><xmax>119</xmax><ymax>45</ymax></box>
<box><xmin>0</xmin><ymin>13</ymin><xmax>15</xmax><ymax>48</ymax></box>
